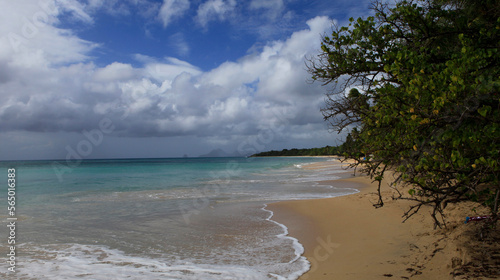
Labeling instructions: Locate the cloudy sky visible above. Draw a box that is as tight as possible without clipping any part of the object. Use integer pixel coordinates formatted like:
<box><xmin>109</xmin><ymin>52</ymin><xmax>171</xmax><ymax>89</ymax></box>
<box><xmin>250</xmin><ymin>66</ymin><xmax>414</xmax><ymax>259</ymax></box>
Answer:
<box><xmin>0</xmin><ymin>0</ymin><xmax>373</xmax><ymax>160</ymax></box>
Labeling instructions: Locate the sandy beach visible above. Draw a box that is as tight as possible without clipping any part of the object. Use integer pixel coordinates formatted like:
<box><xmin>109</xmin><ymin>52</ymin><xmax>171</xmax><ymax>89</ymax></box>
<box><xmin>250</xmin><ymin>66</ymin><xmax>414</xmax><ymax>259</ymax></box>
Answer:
<box><xmin>268</xmin><ymin>160</ymin><xmax>498</xmax><ymax>279</ymax></box>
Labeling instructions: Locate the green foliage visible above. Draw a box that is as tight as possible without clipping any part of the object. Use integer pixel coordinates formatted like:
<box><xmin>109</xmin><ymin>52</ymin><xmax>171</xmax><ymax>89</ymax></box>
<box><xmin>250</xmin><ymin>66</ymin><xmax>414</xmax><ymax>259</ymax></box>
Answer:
<box><xmin>251</xmin><ymin>145</ymin><xmax>343</xmax><ymax>157</ymax></box>
<box><xmin>309</xmin><ymin>0</ymin><xmax>500</xmax><ymax>227</ymax></box>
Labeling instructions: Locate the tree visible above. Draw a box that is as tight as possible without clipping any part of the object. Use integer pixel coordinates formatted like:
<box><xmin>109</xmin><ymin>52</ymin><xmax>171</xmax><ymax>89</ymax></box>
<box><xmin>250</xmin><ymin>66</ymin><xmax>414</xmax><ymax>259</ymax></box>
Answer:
<box><xmin>309</xmin><ymin>0</ymin><xmax>500</xmax><ymax>227</ymax></box>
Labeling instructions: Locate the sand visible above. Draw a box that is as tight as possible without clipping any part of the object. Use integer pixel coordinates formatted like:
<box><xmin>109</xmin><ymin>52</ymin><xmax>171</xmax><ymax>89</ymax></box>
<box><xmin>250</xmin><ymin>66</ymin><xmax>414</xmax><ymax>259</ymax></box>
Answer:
<box><xmin>268</xmin><ymin>161</ymin><xmax>499</xmax><ymax>279</ymax></box>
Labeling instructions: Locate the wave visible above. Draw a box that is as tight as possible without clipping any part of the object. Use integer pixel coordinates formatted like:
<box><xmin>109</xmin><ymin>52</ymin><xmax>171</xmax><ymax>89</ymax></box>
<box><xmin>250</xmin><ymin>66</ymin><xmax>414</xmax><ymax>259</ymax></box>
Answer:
<box><xmin>262</xmin><ymin>205</ymin><xmax>311</xmax><ymax>280</ymax></box>
<box><xmin>5</xmin><ymin>243</ymin><xmax>288</xmax><ymax>280</ymax></box>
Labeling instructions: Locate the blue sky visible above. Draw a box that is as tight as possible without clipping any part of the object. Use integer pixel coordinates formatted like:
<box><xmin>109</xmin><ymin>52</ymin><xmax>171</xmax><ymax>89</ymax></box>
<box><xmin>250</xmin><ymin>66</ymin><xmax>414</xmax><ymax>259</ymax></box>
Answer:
<box><xmin>0</xmin><ymin>0</ymin><xmax>374</xmax><ymax>160</ymax></box>
<box><xmin>70</xmin><ymin>0</ymin><xmax>370</xmax><ymax>69</ymax></box>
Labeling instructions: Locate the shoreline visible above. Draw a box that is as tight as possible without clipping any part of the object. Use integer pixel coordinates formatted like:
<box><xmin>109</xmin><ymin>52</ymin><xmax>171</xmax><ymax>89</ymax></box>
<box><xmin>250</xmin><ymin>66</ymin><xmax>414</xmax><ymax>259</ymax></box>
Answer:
<box><xmin>268</xmin><ymin>160</ymin><xmax>484</xmax><ymax>279</ymax></box>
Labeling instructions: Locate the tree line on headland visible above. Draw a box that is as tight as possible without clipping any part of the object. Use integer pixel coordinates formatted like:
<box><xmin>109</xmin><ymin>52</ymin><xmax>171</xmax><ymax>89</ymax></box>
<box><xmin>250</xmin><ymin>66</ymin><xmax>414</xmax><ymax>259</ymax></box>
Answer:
<box><xmin>251</xmin><ymin>145</ymin><xmax>344</xmax><ymax>157</ymax></box>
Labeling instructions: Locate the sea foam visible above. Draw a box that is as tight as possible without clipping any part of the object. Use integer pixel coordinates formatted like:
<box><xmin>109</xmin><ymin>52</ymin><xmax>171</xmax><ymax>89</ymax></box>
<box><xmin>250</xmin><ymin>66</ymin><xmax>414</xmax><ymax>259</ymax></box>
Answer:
<box><xmin>263</xmin><ymin>205</ymin><xmax>311</xmax><ymax>280</ymax></box>
<box><xmin>6</xmin><ymin>244</ymin><xmax>278</xmax><ymax>280</ymax></box>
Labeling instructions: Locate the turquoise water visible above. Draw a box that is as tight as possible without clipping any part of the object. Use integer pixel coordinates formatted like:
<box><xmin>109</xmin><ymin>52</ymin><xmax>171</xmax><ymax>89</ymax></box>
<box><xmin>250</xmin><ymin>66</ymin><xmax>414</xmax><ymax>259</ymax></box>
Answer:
<box><xmin>0</xmin><ymin>157</ymin><xmax>355</xmax><ymax>279</ymax></box>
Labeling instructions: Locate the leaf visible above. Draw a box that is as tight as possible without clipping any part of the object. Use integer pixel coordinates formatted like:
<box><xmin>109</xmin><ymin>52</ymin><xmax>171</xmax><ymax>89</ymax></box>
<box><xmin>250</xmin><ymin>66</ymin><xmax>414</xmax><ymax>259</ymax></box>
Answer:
<box><xmin>478</xmin><ymin>105</ymin><xmax>491</xmax><ymax>117</ymax></box>
<box><xmin>312</xmin><ymin>0</ymin><xmax>500</xmax><ymax>228</ymax></box>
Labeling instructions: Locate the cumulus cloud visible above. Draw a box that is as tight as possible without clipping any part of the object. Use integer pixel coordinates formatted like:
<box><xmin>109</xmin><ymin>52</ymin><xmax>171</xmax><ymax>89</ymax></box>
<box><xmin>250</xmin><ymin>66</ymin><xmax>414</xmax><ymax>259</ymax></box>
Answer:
<box><xmin>0</xmin><ymin>3</ymin><xmax>334</xmax><ymax>154</ymax></box>
<box><xmin>0</xmin><ymin>0</ymin><xmax>97</xmax><ymax>66</ymax></box>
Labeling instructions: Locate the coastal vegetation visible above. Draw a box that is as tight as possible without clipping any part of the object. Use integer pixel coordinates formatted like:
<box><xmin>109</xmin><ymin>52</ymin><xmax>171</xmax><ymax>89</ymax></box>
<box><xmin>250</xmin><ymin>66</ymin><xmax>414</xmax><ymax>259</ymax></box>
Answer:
<box><xmin>309</xmin><ymin>0</ymin><xmax>499</xmax><ymax>228</ymax></box>
<box><xmin>251</xmin><ymin>145</ymin><xmax>343</xmax><ymax>157</ymax></box>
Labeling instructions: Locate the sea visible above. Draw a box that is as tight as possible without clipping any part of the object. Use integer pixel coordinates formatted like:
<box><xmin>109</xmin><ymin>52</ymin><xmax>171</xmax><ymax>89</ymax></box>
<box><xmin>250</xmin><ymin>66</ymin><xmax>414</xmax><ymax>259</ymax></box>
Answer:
<box><xmin>0</xmin><ymin>157</ymin><xmax>357</xmax><ymax>279</ymax></box>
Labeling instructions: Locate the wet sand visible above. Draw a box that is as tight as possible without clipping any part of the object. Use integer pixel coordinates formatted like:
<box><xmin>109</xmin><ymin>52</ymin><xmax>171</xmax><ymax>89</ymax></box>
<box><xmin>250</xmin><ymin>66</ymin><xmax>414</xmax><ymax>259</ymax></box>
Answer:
<box><xmin>269</xmin><ymin>161</ymin><xmax>488</xmax><ymax>279</ymax></box>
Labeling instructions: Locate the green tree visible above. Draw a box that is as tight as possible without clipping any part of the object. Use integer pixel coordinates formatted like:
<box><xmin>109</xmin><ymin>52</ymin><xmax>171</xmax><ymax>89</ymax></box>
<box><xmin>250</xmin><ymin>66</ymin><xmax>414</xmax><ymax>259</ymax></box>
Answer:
<box><xmin>310</xmin><ymin>0</ymin><xmax>500</xmax><ymax>227</ymax></box>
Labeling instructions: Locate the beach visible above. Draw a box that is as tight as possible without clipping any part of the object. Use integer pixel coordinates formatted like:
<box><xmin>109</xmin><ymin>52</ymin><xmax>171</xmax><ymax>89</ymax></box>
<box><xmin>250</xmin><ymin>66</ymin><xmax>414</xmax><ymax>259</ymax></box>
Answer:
<box><xmin>269</xmin><ymin>160</ymin><xmax>496</xmax><ymax>279</ymax></box>
<box><xmin>0</xmin><ymin>157</ymin><xmax>356</xmax><ymax>279</ymax></box>
<box><xmin>2</xmin><ymin>157</ymin><xmax>497</xmax><ymax>279</ymax></box>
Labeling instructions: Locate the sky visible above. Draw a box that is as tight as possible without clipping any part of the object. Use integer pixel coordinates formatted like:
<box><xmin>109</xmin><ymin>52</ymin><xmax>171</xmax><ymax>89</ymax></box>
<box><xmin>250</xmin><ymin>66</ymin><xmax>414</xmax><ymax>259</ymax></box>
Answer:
<box><xmin>0</xmin><ymin>0</ymin><xmax>374</xmax><ymax>160</ymax></box>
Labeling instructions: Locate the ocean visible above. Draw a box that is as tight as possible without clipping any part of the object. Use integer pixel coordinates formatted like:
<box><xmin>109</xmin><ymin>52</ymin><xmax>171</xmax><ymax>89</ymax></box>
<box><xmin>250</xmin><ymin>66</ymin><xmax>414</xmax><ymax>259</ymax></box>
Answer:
<box><xmin>0</xmin><ymin>157</ymin><xmax>356</xmax><ymax>279</ymax></box>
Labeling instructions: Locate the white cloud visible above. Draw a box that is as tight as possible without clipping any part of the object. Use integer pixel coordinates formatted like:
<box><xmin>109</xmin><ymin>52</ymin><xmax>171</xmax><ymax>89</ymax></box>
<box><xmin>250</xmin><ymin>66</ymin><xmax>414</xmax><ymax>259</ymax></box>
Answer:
<box><xmin>58</xmin><ymin>0</ymin><xmax>94</xmax><ymax>23</ymax></box>
<box><xmin>195</xmin><ymin>0</ymin><xmax>237</xmax><ymax>28</ymax></box>
<box><xmin>0</xmin><ymin>7</ymin><xmax>337</xmax><ymax>159</ymax></box>
<box><xmin>144</xmin><ymin>57</ymin><xmax>202</xmax><ymax>82</ymax></box>
<box><xmin>0</xmin><ymin>0</ymin><xmax>98</xmax><ymax>67</ymax></box>
<box><xmin>158</xmin><ymin>0</ymin><xmax>190</xmax><ymax>27</ymax></box>
<box><xmin>92</xmin><ymin>62</ymin><xmax>137</xmax><ymax>82</ymax></box>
